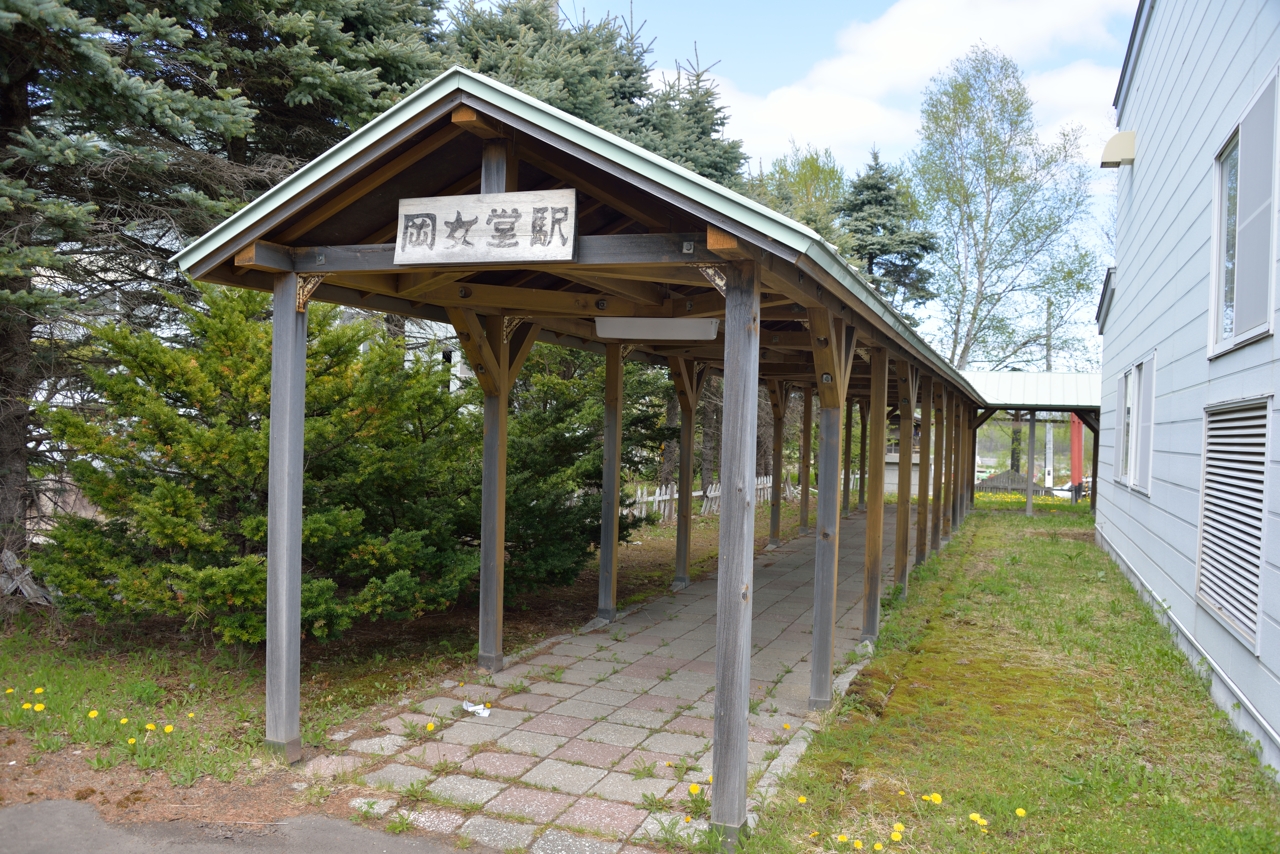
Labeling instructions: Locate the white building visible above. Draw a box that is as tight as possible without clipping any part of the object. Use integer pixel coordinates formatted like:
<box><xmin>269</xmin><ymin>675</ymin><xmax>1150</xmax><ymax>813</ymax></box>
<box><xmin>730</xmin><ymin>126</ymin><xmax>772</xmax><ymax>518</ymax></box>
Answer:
<box><xmin>1097</xmin><ymin>0</ymin><xmax>1280</xmax><ymax>775</ymax></box>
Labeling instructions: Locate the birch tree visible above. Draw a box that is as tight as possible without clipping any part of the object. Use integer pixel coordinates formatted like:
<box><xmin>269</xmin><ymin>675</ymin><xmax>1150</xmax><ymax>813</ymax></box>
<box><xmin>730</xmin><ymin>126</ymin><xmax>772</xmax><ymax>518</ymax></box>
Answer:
<box><xmin>912</xmin><ymin>46</ymin><xmax>1096</xmax><ymax>369</ymax></box>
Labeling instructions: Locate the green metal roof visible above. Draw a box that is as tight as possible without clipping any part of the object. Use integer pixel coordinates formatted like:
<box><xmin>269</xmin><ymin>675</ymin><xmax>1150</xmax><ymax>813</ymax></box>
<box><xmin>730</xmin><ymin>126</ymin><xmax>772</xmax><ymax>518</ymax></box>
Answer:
<box><xmin>172</xmin><ymin>66</ymin><xmax>980</xmax><ymax>402</ymax></box>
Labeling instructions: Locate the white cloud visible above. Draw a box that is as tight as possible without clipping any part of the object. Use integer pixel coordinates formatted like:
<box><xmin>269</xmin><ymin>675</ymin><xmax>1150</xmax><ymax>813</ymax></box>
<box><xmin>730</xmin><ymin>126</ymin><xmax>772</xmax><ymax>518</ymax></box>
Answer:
<box><xmin>700</xmin><ymin>0</ymin><xmax>1135</xmax><ymax>169</ymax></box>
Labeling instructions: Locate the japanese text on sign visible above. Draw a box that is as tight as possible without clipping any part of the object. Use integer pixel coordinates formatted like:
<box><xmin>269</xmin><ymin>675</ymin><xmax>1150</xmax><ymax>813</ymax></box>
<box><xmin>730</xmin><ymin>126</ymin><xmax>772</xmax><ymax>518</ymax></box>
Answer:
<box><xmin>394</xmin><ymin>189</ymin><xmax>577</xmax><ymax>265</ymax></box>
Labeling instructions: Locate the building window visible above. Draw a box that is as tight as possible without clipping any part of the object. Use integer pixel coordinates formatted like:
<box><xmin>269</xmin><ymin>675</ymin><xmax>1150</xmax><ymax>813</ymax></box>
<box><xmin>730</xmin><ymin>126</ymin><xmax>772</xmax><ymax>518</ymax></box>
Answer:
<box><xmin>1213</xmin><ymin>78</ymin><xmax>1275</xmax><ymax>353</ymax></box>
<box><xmin>1114</xmin><ymin>354</ymin><xmax>1155</xmax><ymax>492</ymax></box>
<box><xmin>1197</xmin><ymin>400</ymin><xmax>1269</xmax><ymax>647</ymax></box>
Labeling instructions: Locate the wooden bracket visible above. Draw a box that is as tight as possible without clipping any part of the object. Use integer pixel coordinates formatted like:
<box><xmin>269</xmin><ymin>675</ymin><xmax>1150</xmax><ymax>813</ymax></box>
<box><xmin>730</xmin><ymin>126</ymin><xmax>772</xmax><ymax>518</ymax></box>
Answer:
<box><xmin>506</xmin><ymin>320</ymin><xmax>541</xmax><ymax>393</ymax></box>
<box><xmin>807</xmin><ymin>307</ymin><xmax>857</xmax><ymax>409</ymax></box>
<box><xmin>296</xmin><ymin>274</ymin><xmax>325</xmax><ymax>312</ymax></box>
<box><xmin>445</xmin><ymin>307</ymin><xmax>501</xmax><ymax>396</ymax></box>
<box><xmin>669</xmin><ymin>356</ymin><xmax>707</xmax><ymax>415</ymax></box>
<box><xmin>693</xmin><ymin>264</ymin><xmax>728</xmax><ymax>295</ymax></box>
<box><xmin>767</xmin><ymin>379</ymin><xmax>788</xmax><ymax>421</ymax></box>
<box><xmin>706</xmin><ymin>224</ymin><xmax>757</xmax><ymax>261</ymax></box>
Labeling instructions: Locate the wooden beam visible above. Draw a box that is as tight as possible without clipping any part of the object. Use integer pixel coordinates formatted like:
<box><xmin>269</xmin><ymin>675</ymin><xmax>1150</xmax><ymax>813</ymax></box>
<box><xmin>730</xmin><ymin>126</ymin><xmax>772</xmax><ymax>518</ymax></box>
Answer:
<box><xmin>554</xmin><ymin>270</ymin><xmax>667</xmax><ymax>306</ymax></box>
<box><xmin>842</xmin><ymin>395</ymin><xmax>853</xmax><ymax>517</ymax></box>
<box><xmin>915</xmin><ymin>374</ymin><xmax>933</xmax><ymax>568</ymax></box>
<box><xmin>236</xmin><ymin>240</ymin><xmax>294</xmax><ymax>273</ymax></box>
<box><xmin>1026</xmin><ymin>410</ymin><xmax>1037</xmax><ymax>517</ymax></box>
<box><xmin>265</xmin><ymin>272</ymin><xmax>307</xmax><ymax>765</ymax></box>
<box><xmin>809</xmin><ymin>386</ymin><xmax>843</xmax><ymax>710</ymax></box>
<box><xmin>452</xmin><ymin>104</ymin><xmax>504</xmax><ymax>139</ymax></box>
<box><xmin>359</xmin><ymin>169</ymin><xmax>483</xmax><ymax>244</ymax></box>
<box><xmin>862</xmin><ymin>346</ymin><xmax>889</xmax><ymax>641</ymax></box>
<box><xmin>434</xmin><ymin>284</ymin><xmax>640</xmax><ymax>317</ymax></box>
<box><xmin>707</xmin><ymin>224</ymin><xmax>755</xmax><ymax>261</ymax></box>
<box><xmin>858</xmin><ymin>399</ymin><xmax>868</xmax><ymax>511</ymax></box>
<box><xmin>972</xmin><ymin>408</ymin><xmax>997</xmax><ymax>430</ymax></box>
<box><xmin>517</xmin><ymin>144</ymin><xmax>666</xmax><ymax>229</ymax></box>
<box><xmin>710</xmin><ymin>261</ymin><xmax>760</xmax><ymax>844</ymax></box>
<box><xmin>276</xmin><ymin>125</ymin><xmax>465</xmax><ymax>243</ymax></box>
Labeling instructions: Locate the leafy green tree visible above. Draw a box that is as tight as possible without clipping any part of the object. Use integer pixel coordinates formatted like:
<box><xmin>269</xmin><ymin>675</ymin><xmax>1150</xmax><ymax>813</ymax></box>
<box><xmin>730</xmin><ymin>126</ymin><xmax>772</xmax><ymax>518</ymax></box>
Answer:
<box><xmin>911</xmin><ymin>46</ymin><xmax>1096</xmax><ymax>369</ymax></box>
<box><xmin>837</xmin><ymin>151</ymin><xmax>938</xmax><ymax>324</ymax></box>
<box><xmin>745</xmin><ymin>143</ymin><xmax>849</xmax><ymax>242</ymax></box>
<box><xmin>33</xmin><ymin>286</ymin><xmax>477</xmax><ymax>642</ymax></box>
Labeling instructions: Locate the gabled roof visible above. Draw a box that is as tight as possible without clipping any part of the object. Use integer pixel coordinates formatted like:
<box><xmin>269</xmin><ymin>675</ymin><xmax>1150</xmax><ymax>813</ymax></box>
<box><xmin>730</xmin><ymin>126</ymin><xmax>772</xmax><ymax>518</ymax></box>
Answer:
<box><xmin>173</xmin><ymin>66</ymin><xmax>980</xmax><ymax>401</ymax></box>
<box><xmin>962</xmin><ymin>371</ymin><xmax>1101</xmax><ymax>411</ymax></box>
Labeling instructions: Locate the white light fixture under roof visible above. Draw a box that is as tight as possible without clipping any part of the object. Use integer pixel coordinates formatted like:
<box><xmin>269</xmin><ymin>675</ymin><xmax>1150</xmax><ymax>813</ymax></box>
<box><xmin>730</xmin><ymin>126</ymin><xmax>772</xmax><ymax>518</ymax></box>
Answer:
<box><xmin>1100</xmin><ymin>131</ymin><xmax>1136</xmax><ymax>168</ymax></box>
<box><xmin>595</xmin><ymin>317</ymin><xmax>720</xmax><ymax>341</ymax></box>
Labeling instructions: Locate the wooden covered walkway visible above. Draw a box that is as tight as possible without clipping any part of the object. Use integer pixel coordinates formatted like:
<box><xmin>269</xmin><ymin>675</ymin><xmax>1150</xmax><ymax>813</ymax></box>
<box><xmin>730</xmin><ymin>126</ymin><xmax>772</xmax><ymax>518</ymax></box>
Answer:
<box><xmin>172</xmin><ymin>67</ymin><xmax>984</xmax><ymax>843</ymax></box>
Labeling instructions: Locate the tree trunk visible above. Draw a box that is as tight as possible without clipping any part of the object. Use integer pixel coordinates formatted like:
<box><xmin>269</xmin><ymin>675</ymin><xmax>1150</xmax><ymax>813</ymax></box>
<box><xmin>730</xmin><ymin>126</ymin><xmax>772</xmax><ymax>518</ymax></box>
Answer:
<box><xmin>659</xmin><ymin>393</ymin><xmax>679</xmax><ymax>486</ymax></box>
<box><xmin>699</xmin><ymin>381</ymin><xmax>718</xmax><ymax>490</ymax></box>
<box><xmin>0</xmin><ymin>278</ymin><xmax>35</xmax><ymax>556</ymax></box>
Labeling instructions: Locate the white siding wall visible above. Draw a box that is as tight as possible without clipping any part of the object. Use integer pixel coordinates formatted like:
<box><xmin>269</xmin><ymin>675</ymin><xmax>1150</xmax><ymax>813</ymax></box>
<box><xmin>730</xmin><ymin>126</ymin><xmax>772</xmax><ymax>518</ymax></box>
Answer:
<box><xmin>1100</xmin><ymin>0</ymin><xmax>1280</xmax><ymax>773</ymax></box>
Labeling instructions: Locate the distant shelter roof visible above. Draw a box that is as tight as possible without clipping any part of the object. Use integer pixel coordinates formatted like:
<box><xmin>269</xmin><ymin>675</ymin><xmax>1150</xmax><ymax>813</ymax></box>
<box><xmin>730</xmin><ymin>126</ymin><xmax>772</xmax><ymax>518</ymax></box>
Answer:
<box><xmin>962</xmin><ymin>371</ymin><xmax>1101</xmax><ymax>412</ymax></box>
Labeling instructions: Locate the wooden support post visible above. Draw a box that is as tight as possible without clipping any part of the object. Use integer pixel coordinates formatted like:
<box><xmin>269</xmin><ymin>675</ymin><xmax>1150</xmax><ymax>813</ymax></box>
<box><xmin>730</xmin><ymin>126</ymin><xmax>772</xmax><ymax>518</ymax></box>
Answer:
<box><xmin>941</xmin><ymin>393</ymin><xmax>954</xmax><ymax>538</ymax></box>
<box><xmin>670</xmin><ymin>358</ymin><xmax>704</xmax><ymax>589</ymax></box>
<box><xmin>893</xmin><ymin>363</ymin><xmax>918</xmax><ymax>592</ymax></box>
<box><xmin>950</xmin><ymin>396</ymin><xmax>962</xmax><ymax>530</ymax></box>
<box><xmin>958</xmin><ymin>405</ymin><xmax>971</xmax><ymax>523</ymax></box>
<box><xmin>599</xmin><ymin>343</ymin><xmax>624</xmax><ymax>621</ymax></box>
<box><xmin>806</xmin><ymin>308</ymin><xmax>856</xmax><ymax>708</ymax></box>
<box><xmin>809</xmin><ymin>402</ymin><xmax>842</xmax><ymax>709</ymax></box>
<box><xmin>710</xmin><ymin>262</ymin><xmax>760</xmax><ymax>844</ymax></box>
<box><xmin>858</xmin><ymin>400</ymin><xmax>868</xmax><ymax>511</ymax></box>
<box><xmin>842</xmin><ymin>396</ymin><xmax>854</xmax><ymax>516</ymax></box>
<box><xmin>478</xmin><ymin>314</ymin><xmax>511</xmax><ymax>671</ymax></box>
<box><xmin>968</xmin><ymin>412</ymin><xmax>978</xmax><ymax>512</ymax></box>
<box><xmin>799</xmin><ymin>387</ymin><xmax>813</xmax><ymax>535</ymax></box>
<box><xmin>266</xmin><ymin>273</ymin><xmax>307</xmax><ymax>764</ymax></box>
<box><xmin>1090</xmin><ymin>421</ymin><xmax>1100</xmax><ymax>514</ymax></box>
<box><xmin>862</xmin><ymin>347</ymin><xmax>888</xmax><ymax>641</ymax></box>
<box><xmin>930</xmin><ymin>385</ymin><xmax>945</xmax><ymax>552</ymax></box>
<box><xmin>1026</xmin><ymin>410</ymin><xmax>1037</xmax><ymax>517</ymax></box>
<box><xmin>768</xmin><ymin>381</ymin><xmax>786</xmax><ymax>547</ymax></box>
<box><xmin>915</xmin><ymin>375</ymin><xmax>933</xmax><ymax>567</ymax></box>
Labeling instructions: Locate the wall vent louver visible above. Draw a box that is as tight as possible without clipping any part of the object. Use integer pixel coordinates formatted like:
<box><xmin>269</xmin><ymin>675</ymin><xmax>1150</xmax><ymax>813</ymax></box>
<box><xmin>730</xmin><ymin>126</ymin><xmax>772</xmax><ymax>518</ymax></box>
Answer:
<box><xmin>1197</xmin><ymin>402</ymin><xmax>1268</xmax><ymax>643</ymax></box>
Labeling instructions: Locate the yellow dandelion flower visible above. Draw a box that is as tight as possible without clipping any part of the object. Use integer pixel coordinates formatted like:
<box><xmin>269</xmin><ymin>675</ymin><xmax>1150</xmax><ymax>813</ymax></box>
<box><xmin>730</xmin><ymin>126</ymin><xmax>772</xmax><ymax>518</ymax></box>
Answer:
<box><xmin>1015</xmin><ymin>808</ymin><xmax>1026</xmax><ymax>817</ymax></box>
<box><xmin>120</xmin><ymin>717</ymin><xmax>129</xmax><ymax>724</ymax></box>
<box><xmin>688</xmin><ymin>783</ymin><xmax>701</xmax><ymax>795</ymax></box>
<box><xmin>797</xmin><ymin>796</ymin><xmax>807</xmax><ymax>804</ymax></box>
<box><xmin>977</xmin><ymin>819</ymin><xmax>988</xmax><ymax>827</ymax></box>
<box><xmin>164</xmin><ymin>725</ymin><xmax>174</xmax><ymax>734</ymax></box>
<box><xmin>426</xmin><ymin>722</ymin><xmax>435</xmax><ymax>731</ymax></box>
<box><xmin>969</xmin><ymin>813</ymin><xmax>980</xmax><ymax>822</ymax></box>
<box><xmin>981</xmin><ymin>828</ymin><xmax>988</xmax><ymax>834</ymax></box>
<box><xmin>145</xmin><ymin>723</ymin><xmax>156</xmax><ymax>731</ymax></box>
<box><xmin>783</xmin><ymin>723</ymin><xmax>791</xmax><ymax>730</ymax></box>
<box><xmin>930</xmin><ymin>793</ymin><xmax>942</xmax><ymax>804</ymax></box>
<box><xmin>458</xmin><ymin>682</ymin><xmax>464</xmax><ymax>687</ymax></box>
<box><xmin>684</xmin><ymin>816</ymin><xmax>692</xmax><ymax>823</ymax></box>
<box><xmin>837</xmin><ymin>834</ymin><xmax>848</xmax><ymax>842</ymax></box>
<box><xmin>33</xmin><ymin>687</ymin><xmax>43</xmax><ymax>694</ymax></box>
<box><xmin>665</xmin><ymin>762</ymin><xmax>672</xmax><ymax>767</ymax></box>
<box><xmin>893</xmin><ymin>823</ymin><xmax>904</xmax><ymax>832</ymax></box>
<box><xmin>920</xmin><ymin>795</ymin><xmax>929</xmax><ymax>801</ymax></box>
<box><xmin>188</xmin><ymin>713</ymin><xmax>195</xmax><ymax>719</ymax></box>
<box><xmin>484</xmin><ymin>703</ymin><xmax>491</xmax><ymax>709</ymax></box>
<box><xmin>897</xmin><ymin>790</ymin><xmax>905</xmax><ymax>795</ymax></box>
<box><xmin>21</xmin><ymin>702</ymin><xmax>31</xmax><ymax>710</ymax></box>
<box><xmin>128</xmin><ymin>737</ymin><xmax>136</xmax><ymax>745</ymax></box>
<box><xmin>88</xmin><ymin>710</ymin><xmax>99</xmax><ymax>719</ymax></box>
<box><xmin>874</xmin><ymin>844</ymin><xmax>883</xmax><ymax>851</ymax></box>
<box><xmin>809</xmin><ymin>831</ymin><xmax>819</xmax><ymax>838</ymax></box>
<box><xmin>708</xmin><ymin>775</ymin><xmax>713</xmax><ymax>783</ymax></box>
<box><xmin>5</xmin><ymin>688</ymin><xmax>13</xmax><ymax>694</ymax></box>
<box><xmin>33</xmin><ymin>703</ymin><xmax>44</xmax><ymax>712</ymax></box>
<box><xmin>854</xmin><ymin>842</ymin><xmax>863</xmax><ymax>850</ymax></box>
<box><xmin>890</xmin><ymin>832</ymin><xmax>902</xmax><ymax>842</ymax></box>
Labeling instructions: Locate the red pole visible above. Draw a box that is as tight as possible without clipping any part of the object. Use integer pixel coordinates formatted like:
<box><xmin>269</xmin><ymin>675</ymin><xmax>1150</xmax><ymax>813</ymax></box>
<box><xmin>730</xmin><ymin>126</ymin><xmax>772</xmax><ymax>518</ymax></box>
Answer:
<box><xmin>1070</xmin><ymin>414</ymin><xmax>1083</xmax><ymax>486</ymax></box>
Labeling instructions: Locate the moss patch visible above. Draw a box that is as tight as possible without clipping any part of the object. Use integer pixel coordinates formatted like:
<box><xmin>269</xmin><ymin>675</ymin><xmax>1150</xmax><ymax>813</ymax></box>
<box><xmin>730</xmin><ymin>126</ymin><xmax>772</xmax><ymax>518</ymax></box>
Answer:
<box><xmin>744</xmin><ymin>506</ymin><xmax>1280</xmax><ymax>854</ymax></box>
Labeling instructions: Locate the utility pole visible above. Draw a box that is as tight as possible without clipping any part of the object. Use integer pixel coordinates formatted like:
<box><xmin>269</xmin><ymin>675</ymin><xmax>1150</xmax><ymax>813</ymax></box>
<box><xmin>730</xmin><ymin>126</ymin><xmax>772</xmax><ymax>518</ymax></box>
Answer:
<box><xmin>1044</xmin><ymin>299</ymin><xmax>1054</xmax><ymax>489</ymax></box>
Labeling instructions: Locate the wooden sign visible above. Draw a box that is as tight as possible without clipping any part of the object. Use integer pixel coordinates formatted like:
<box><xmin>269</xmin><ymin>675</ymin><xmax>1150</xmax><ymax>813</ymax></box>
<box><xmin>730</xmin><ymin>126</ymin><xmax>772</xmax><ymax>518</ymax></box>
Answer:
<box><xmin>394</xmin><ymin>189</ymin><xmax>577</xmax><ymax>265</ymax></box>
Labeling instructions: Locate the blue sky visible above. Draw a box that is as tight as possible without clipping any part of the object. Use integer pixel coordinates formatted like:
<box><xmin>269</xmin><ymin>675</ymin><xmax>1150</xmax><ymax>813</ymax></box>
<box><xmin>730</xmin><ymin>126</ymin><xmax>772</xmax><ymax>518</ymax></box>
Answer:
<box><xmin>565</xmin><ymin>0</ymin><xmax>1140</xmax><ymax>171</ymax></box>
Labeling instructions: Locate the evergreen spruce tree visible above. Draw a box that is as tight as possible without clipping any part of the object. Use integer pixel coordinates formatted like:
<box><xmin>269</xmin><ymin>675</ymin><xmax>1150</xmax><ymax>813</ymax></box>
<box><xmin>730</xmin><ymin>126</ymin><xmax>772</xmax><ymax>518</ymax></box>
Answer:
<box><xmin>837</xmin><ymin>151</ymin><xmax>938</xmax><ymax>324</ymax></box>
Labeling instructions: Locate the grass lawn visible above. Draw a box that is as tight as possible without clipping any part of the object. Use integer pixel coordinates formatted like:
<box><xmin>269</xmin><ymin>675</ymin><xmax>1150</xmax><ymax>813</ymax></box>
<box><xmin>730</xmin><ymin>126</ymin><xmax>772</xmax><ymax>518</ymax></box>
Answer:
<box><xmin>0</xmin><ymin>497</ymin><xmax>810</xmax><ymax>791</ymax></box>
<box><xmin>743</xmin><ymin>499</ymin><xmax>1280</xmax><ymax>854</ymax></box>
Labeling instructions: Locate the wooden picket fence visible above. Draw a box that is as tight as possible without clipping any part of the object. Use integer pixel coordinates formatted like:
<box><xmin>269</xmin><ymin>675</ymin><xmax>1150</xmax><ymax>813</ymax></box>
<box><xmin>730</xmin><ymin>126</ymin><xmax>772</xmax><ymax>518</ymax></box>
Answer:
<box><xmin>627</xmin><ymin>475</ymin><xmax>798</xmax><ymax>521</ymax></box>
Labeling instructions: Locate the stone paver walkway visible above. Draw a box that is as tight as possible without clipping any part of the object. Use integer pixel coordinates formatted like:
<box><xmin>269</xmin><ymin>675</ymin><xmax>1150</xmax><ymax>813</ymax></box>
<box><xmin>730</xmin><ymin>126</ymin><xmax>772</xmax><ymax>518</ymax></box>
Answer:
<box><xmin>302</xmin><ymin>510</ymin><xmax>909</xmax><ymax>852</ymax></box>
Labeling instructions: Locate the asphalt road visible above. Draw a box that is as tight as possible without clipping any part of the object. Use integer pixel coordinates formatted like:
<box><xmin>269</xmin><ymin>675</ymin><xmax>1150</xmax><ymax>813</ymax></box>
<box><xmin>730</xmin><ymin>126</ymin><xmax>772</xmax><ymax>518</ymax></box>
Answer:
<box><xmin>0</xmin><ymin>800</ymin><xmax>480</xmax><ymax>854</ymax></box>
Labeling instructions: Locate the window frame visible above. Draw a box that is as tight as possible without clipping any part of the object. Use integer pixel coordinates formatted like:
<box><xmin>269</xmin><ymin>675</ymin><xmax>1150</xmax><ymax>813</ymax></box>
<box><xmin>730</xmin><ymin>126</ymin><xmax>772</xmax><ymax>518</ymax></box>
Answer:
<box><xmin>1113</xmin><ymin>352</ymin><xmax>1156</xmax><ymax>494</ymax></box>
<box><xmin>1208</xmin><ymin>74</ymin><xmax>1278</xmax><ymax>359</ymax></box>
<box><xmin>1192</xmin><ymin>394</ymin><xmax>1272</xmax><ymax>656</ymax></box>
